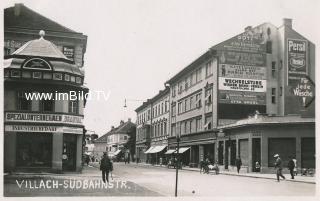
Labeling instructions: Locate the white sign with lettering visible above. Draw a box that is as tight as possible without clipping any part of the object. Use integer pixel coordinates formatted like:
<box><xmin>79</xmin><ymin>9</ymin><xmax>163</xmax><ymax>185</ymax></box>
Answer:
<box><xmin>5</xmin><ymin>125</ymin><xmax>83</xmax><ymax>134</ymax></box>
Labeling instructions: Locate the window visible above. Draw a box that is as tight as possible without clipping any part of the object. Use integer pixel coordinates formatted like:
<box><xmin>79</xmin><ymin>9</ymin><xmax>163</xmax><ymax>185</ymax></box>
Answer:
<box><xmin>158</xmin><ymin>105</ymin><xmax>160</xmax><ymax>116</ymax></box>
<box><xmin>266</xmin><ymin>41</ymin><xmax>272</xmax><ymax>53</ymax></box>
<box><xmin>161</xmin><ymin>103</ymin><xmax>164</xmax><ymax>114</ymax></box>
<box><xmin>204</xmin><ymin>115</ymin><xmax>213</xmax><ymax>130</ymax></box>
<box><xmin>124</xmin><ymin>136</ymin><xmax>128</xmax><ymax>140</ymax></box>
<box><xmin>196</xmin><ymin>117</ymin><xmax>202</xmax><ymax>132</ymax></box>
<box><xmin>4</xmin><ymin>70</ymin><xmax>9</xmax><ymax>78</ymax></box>
<box><xmin>205</xmin><ymin>60</ymin><xmax>213</xmax><ymax>77</ymax></box>
<box><xmin>70</xmin><ymin>76</ymin><xmax>76</xmax><ymax>82</ymax></box>
<box><xmin>172</xmin><ymin>103</ymin><xmax>176</xmax><ymax>116</ymax></box>
<box><xmin>180</xmin><ymin>122</ymin><xmax>185</xmax><ymax>135</ymax></box>
<box><xmin>190</xmin><ymin>96</ymin><xmax>194</xmax><ymax>110</ymax></box>
<box><xmin>178</xmin><ymin>102</ymin><xmax>182</xmax><ymax>114</ymax></box>
<box><xmin>185</xmin><ymin>77</ymin><xmax>189</xmax><ymax>90</ymax></box>
<box><xmin>205</xmin><ymin>88</ymin><xmax>212</xmax><ymax>105</ymax></box>
<box><xmin>41</xmin><ymin>99</ymin><xmax>54</xmax><ymax>112</ymax></box>
<box><xmin>4</xmin><ymin>47</ymin><xmax>11</xmax><ymax>56</ymax></box>
<box><xmin>65</xmin><ymin>74</ymin><xmax>70</xmax><ymax>81</ymax></box>
<box><xmin>148</xmin><ymin>110</ymin><xmax>150</xmax><ymax>120</ymax></box>
<box><xmin>271</xmin><ymin>88</ymin><xmax>276</xmax><ymax>104</ymax></box>
<box><xmin>164</xmin><ymin>121</ymin><xmax>167</xmax><ymax>135</ymax></box>
<box><xmin>190</xmin><ymin>73</ymin><xmax>194</xmax><ymax>86</ymax></box>
<box><xmin>11</xmin><ymin>70</ymin><xmax>21</xmax><ymax>78</ymax></box>
<box><xmin>171</xmin><ymin>123</ymin><xmax>176</xmax><ymax>136</ymax></box>
<box><xmin>33</xmin><ymin>72</ymin><xmax>42</xmax><ymax>79</ymax></box>
<box><xmin>17</xmin><ymin>92</ymin><xmax>31</xmax><ymax>111</ymax></box>
<box><xmin>69</xmin><ymin>99</ymin><xmax>78</xmax><ymax>114</ymax></box>
<box><xmin>195</xmin><ymin>93</ymin><xmax>202</xmax><ymax>108</ymax></box>
<box><xmin>172</xmin><ymin>86</ymin><xmax>176</xmax><ymax>97</ymax></box>
<box><xmin>280</xmin><ymin>87</ymin><xmax>283</xmax><ymax>96</ymax></box>
<box><xmin>272</xmin><ymin>61</ymin><xmax>276</xmax><ymax>78</ymax></box>
<box><xmin>185</xmin><ymin>99</ymin><xmax>189</xmax><ymax>111</ymax></box>
<box><xmin>196</xmin><ymin>67</ymin><xmax>202</xmax><ymax>82</ymax></box>
<box><xmin>76</xmin><ymin>77</ymin><xmax>82</xmax><ymax>84</ymax></box>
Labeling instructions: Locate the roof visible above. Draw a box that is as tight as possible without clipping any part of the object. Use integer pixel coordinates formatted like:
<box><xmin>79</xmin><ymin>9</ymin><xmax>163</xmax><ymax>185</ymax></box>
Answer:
<box><xmin>218</xmin><ymin>115</ymin><xmax>315</xmax><ymax>130</ymax></box>
<box><xmin>12</xmin><ymin>34</ymin><xmax>69</xmax><ymax>60</ymax></box>
<box><xmin>135</xmin><ymin>87</ymin><xmax>170</xmax><ymax>112</ymax></box>
<box><xmin>4</xmin><ymin>4</ymin><xmax>77</xmax><ymax>33</ymax></box>
<box><xmin>94</xmin><ymin>120</ymin><xmax>136</xmax><ymax>143</ymax></box>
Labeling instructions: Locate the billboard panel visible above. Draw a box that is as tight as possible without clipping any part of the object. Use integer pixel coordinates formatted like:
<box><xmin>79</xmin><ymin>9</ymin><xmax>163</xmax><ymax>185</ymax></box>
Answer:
<box><xmin>219</xmin><ymin>90</ymin><xmax>266</xmax><ymax>105</ymax></box>
<box><xmin>219</xmin><ymin>77</ymin><xmax>266</xmax><ymax>93</ymax></box>
<box><xmin>219</xmin><ymin>64</ymin><xmax>266</xmax><ymax>80</ymax></box>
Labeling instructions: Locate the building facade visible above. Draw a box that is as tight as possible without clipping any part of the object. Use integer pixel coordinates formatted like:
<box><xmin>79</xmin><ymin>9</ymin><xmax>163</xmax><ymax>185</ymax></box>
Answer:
<box><xmin>136</xmin><ymin>19</ymin><xmax>315</xmax><ymax>173</ymax></box>
<box><xmin>135</xmin><ymin>101</ymin><xmax>152</xmax><ymax>163</ymax></box>
<box><xmin>3</xmin><ymin>4</ymin><xmax>88</xmax><ymax>173</ymax></box>
<box><xmin>94</xmin><ymin>119</ymin><xmax>136</xmax><ymax>161</ymax></box>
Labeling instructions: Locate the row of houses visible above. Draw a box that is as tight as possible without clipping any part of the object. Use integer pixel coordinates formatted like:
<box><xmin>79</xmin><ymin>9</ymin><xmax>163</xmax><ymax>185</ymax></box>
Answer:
<box><xmin>135</xmin><ymin>19</ymin><xmax>315</xmax><ymax>173</ymax></box>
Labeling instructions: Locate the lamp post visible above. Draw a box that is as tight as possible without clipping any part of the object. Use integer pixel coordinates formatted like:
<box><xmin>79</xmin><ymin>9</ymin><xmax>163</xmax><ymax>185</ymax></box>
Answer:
<box><xmin>175</xmin><ymin>135</ymin><xmax>180</xmax><ymax>197</ymax></box>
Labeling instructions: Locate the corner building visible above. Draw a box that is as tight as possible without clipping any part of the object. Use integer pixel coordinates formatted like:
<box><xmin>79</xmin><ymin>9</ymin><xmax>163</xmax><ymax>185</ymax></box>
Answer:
<box><xmin>3</xmin><ymin>4</ymin><xmax>88</xmax><ymax>173</ymax></box>
<box><xmin>138</xmin><ymin>18</ymin><xmax>315</xmax><ymax>173</ymax></box>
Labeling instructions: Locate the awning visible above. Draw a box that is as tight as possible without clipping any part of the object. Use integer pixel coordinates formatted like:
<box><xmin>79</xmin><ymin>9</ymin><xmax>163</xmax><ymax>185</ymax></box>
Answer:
<box><xmin>149</xmin><ymin>145</ymin><xmax>167</xmax><ymax>154</ymax></box>
<box><xmin>84</xmin><ymin>152</ymin><xmax>92</xmax><ymax>155</ymax></box>
<box><xmin>178</xmin><ymin>147</ymin><xmax>190</xmax><ymax>153</ymax></box>
<box><xmin>165</xmin><ymin>149</ymin><xmax>176</xmax><ymax>154</ymax></box>
<box><xmin>113</xmin><ymin>150</ymin><xmax>122</xmax><ymax>156</ymax></box>
<box><xmin>144</xmin><ymin>146</ymin><xmax>156</xmax><ymax>154</ymax></box>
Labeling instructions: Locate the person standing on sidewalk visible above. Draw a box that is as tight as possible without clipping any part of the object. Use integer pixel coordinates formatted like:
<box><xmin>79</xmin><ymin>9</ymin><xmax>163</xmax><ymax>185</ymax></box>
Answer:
<box><xmin>100</xmin><ymin>152</ymin><xmax>113</xmax><ymax>183</ymax></box>
<box><xmin>287</xmin><ymin>156</ymin><xmax>295</xmax><ymax>179</ymax></box>
<box><xmin>274</xmin><ymin>154</ymin><xmax>285</xmax><ymax>182</ymax></box>
<box><xmin>235</xmin><ymin>156</ymin><xmax>242</xmax><ymax>174</ymax></box>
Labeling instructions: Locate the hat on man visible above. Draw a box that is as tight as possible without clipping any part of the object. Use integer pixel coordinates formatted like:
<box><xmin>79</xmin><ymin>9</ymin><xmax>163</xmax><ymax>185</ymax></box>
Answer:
<box><xmin>274</xmin><ymin>154</ymin><xmax>279</xmax><ymax>158</ymax></box>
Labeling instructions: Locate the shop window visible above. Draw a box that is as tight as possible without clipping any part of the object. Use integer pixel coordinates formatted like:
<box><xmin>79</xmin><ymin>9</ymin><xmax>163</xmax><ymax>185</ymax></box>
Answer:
<box><xmin>69</xmin><ymin>99</ymin><xmax>79</xmax><ymax>114</ymax></box>
<box><xmin>17</xmin><ymin>91</ymin><xmax>31</xmax><ymax>111</ymax></box>
<box><xmin>4</xmin><ymin>70</ymin><xmax>9</xmax><ymax>78</ymax></box>
<box><xmin>271</xmin><ymin>88</ymin><xmax>276</xmax><ymax>104</ymax></box>
<box><xmin>268</xmin><ymin>138</ymin><xmax>296</xmax><ymax>167</ymax></box>
<box><xmin>271</xmin><ymin>61</ymin><xmax>276</xmax><ymax>78</ymax></box>
<box><xmin>266</xmin><ymin>41</ymin><xmax>272</xmax><ymax>53</ymax></box>
<box><xmin>16</xmin><ymin>133</ymin><xmax>52</xmax><ymax>167</ymax></box>
<box><xmin>41</xmin><ymin>99</ymin><xmax>54</xmax><ymax>112</ymax></box>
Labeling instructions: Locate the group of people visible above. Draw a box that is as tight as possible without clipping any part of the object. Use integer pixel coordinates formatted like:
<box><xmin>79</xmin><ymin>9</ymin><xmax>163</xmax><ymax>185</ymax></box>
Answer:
<box><xmin>274</xmin><ymin>154</ymin><xmax>297</xmax><ymax>182</ymax></box>
<box><xmin>200</xmin><ymin>158</ymin><xmax>219</xmax><ymax>174</ymax></box>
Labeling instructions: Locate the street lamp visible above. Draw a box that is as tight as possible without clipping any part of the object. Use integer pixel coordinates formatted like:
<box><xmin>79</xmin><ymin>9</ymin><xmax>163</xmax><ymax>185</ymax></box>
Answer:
<box><xmin>175</xmin><ymin>134</ymin><xmax>180</xmax><ymax>197</ymax></box>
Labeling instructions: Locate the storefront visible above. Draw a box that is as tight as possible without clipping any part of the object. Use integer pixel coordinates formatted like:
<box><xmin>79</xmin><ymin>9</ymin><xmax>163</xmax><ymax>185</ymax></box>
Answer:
<box><xmin>4</xmin><ymin>31</ymin><xmax>87</xmax><ymax>173</ymax></box>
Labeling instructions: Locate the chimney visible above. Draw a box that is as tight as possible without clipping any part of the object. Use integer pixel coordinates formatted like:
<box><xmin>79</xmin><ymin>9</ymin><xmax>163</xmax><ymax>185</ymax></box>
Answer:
<box><xmin>14</xmin><ymin>3</ymin><xmax>23</xmax><ymax>16</ymax></box>
<box><xmin>120</xmin><ymin>120</ymin><xmax>124</xmax><ymax>125</ymax></box>
<box><xmin>245</xmin><ymin>26</ymin><xmax>252</xmax><ymax>32</ymax></box>
<box><xmin>128</xmin><ymin>118</ymin><xmax>131</xmax><ymax>122</ymax></box>
<box><xmin>283</xmin><ymin>18</ymin><xmax>292</xmax><ymax>29</ymax></box>
<box><xmin>111</xmin><ymin>126</ymin><xmax>115</xmax><ymax>130</ymax></box>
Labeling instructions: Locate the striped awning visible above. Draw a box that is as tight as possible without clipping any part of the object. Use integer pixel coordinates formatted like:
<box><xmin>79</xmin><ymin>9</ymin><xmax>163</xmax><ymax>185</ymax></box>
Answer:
<box><xmin>149</xmin><ymin>145</ymin><xmax>167</xmax><ymax>153</ymax></box>
<box><xmin>178</xmin><ymin>147</ymin><xmax>190</xmax><ymax>153</ymax></box>
<box><xmin>144</xmin><ymin>146</ymin><xmax>155</xmax><ymax>154</ymax></box>
<box><xmin>165</xmin><ymin>149</ymin><xmax>176</xmax><ymax>154</ymax></box>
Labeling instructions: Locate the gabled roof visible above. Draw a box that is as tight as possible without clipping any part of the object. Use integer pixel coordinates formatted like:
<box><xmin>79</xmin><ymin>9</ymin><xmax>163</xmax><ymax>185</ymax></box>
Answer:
<box><xmin>4</xmin><ymin>4</ymin><xmax>77</xmax><ymax>33</ymax></box>
<box><xmin>94</xmin><ymin>120</ymin><xmax>136</xmax><ymax>143</ymax></box>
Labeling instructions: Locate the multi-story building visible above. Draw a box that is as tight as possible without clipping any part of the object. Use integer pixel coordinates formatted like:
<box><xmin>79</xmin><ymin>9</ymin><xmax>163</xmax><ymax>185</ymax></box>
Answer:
<box><xmin>137</xmin><ymin>19</ymin><xmax>315</xmax><ymax>173</ymax></box>
<box><xmin>135</xmin><ymin>101</ymin><xmax>152</xmax><ymax>163</ymax></box>
<box><xmin>3</xmin><ymin>4</ymin><xmax>88</xmax><ymax>173</ymax></box>
<box><xmin>147</xmin><ymin>88</ymin><xmax>170</xmax><ymax>165</ymax></box>
<box><xmin>94</xmin><ymin>119</ymin><xmax>136</xmax><ymax>161</ymax></box>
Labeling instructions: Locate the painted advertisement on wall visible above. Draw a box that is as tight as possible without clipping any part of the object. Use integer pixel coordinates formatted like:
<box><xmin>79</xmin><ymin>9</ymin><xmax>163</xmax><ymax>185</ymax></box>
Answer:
<box><xmin>287</xmin><ymin>39</ymin><xmax>307</xmax><ymax>79</ymax></box>
<box><xmin>216</xmin><ymin>25</ymin><xmax>267</xmax><ymax>105</ymax></box>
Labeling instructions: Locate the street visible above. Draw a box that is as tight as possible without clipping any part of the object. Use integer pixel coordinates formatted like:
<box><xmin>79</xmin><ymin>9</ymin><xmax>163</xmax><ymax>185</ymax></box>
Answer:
<box><xmin>4</xmin><ymin>162</ymin><xmax>315</xmax><ymax>197</ymax></box>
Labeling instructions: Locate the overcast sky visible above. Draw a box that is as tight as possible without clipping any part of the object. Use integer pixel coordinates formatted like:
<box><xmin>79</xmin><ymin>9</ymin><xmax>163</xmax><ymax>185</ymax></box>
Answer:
<box><xmin>3</xmin><ymin>0</ymin><xmax>320</xmax><ymax>136</ymax></box>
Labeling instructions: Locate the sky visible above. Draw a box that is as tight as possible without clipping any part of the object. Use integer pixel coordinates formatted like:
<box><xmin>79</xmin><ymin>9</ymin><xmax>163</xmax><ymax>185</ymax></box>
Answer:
<box><xmin>2</xmin><ymin>0</ymin><xmax>320</xmax><ymax>136</ymax></box>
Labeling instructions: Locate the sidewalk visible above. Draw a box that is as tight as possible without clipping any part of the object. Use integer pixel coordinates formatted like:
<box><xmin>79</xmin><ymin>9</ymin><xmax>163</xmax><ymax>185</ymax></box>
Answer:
<box><xmin>126</xmin><ymin>162</ymin><xmax>316</xmax><ymax>184</ymax></box>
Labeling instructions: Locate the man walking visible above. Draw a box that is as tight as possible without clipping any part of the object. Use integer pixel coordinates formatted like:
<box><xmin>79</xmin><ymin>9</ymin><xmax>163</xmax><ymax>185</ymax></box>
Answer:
<box><xmin>288</xmin><ymin>156</ymin><xmax>295</xmax><ymax>179</ymax></box>
<box><xmin>274</xmin><ymin>154</ymin><xmax>285</xmax><ymax>182</ymax></box>
<box><xmin>100</xmin><ymin>152</ymin><xmax>113</xmax><ymax>183</ymax></box>
<box><xmin>235</xmin><ymin>156</ymin><xmax>242</xmax><ymax>174</ymax></box>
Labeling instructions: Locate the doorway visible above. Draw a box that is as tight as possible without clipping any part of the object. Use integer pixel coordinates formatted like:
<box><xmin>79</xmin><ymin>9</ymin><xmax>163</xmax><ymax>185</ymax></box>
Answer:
<box><xmin>62</xmin><ymin>134</ymin><xmax>77</xmax><ymax>171</ymax></box>
<box><xmin>252</xmin><ymin>138</ymin><xmax>261</xmax><ymax>172</ymax></box>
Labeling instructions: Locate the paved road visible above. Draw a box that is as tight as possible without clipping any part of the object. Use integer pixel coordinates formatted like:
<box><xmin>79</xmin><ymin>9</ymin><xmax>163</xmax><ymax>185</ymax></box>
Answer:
<box><xmin>4</xmin><ymin>163</ymin><xmax>316</xmax><ymax>197</ymax></box>
<box><xmin>114</xmin><ymin>163</ymin><xmax>316</xmax><ymax>197</ymax></box>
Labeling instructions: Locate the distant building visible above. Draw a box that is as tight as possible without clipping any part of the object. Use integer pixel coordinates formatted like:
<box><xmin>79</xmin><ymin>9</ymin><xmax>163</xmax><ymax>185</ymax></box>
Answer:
<box><xmin>93</xmin><ymin>119</ymin><xmax>136</xmax><ymax>161</ymax></box>
<box><xmin>3</xmin><ymin>3</ymin><xmax>88</xmax><ymax>173</ymax></box>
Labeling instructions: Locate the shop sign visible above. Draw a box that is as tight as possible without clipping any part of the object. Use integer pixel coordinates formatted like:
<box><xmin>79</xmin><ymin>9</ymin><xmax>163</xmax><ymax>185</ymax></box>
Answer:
<box><xmin>216</xmin><ymin>28</ymin><xmax>266</xmax><ymax>53</ymax></box>
<box><xmin>291</xmin><ymin>76</ymin><xmax>315</xmax><ymax>107</ymax></box>
<box><xmin>219</xmin><ymin>77</ymin><xmax>266</xmax><ymax>92</ymax></box>
<box><xmin>219</xmin><ymin>90</ymin><xmax>266</xmax><ymax>105</ymax></box>
<box><xmin>5</xmin><ymin>125</ymin><xmax>83</xmax><ymax>134</ymax></box>
<box><xmin>63</xmin><ymin>46</ymin><xmax>75</xmax><ymax>61</ymax></box>
<box><xmin>287</xmin><ymin>39</ymin><xmax>307</xmax><ymax>81</ymax></box>
<box><xmin>219</xmin><ymin>64</ymin><xmax>266</xmax><ymax>80</ymax></box>
<box><xmin>219</xmin><ymin>51</ymin><xmax>266</xmax><ymax>66</ymax></box>
<box><xmin>5</xmin><ymin>112</ymin><xmax>83</xmax><ymax>125</ymax></box>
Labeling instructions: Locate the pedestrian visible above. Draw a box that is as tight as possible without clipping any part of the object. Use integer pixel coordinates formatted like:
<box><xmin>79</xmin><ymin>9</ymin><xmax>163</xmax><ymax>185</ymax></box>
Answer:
<box><xmin>100</xmin><ymin>152</ymin><xmax>113</xmax><ymax>183</ymax></box>
<box><xmin>274</xmin><ymin>154</ymin><xmax>285</xmax><ymax>182</ymax></box>
<box><xmin>292</xmin><ymin>157</ymin><xmax>297</xmax><ymax>176</ymax></box>
<box><xmin>255</xmin><ymin>161</ymin><xmax>261</xmax><ymax>172</ymax></box>
<box><xmin>235</xmin><ymin>156</ymin><xmax>242</xmax><ymax>174</ymax></box>
<box><xmin>287</xmin><ymin>156</ymin><xmax>295</xmax><ymax>179</ymax></box>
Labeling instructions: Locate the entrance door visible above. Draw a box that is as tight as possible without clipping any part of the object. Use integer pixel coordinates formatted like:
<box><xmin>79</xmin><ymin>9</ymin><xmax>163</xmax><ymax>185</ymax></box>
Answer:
<box><xmin>252</xmin><ymin>138</ymin><xmax>261</xmax><ymax>172</ymax></box>
<box><xmin>218</xmin><ymin>141</ymin><xmax>224</xmax><ymax>165</ymax></box>
<box><xmin>62</xmin><ymin>134</ymin><xmax>77</xmax><ymax>171</ymax></box>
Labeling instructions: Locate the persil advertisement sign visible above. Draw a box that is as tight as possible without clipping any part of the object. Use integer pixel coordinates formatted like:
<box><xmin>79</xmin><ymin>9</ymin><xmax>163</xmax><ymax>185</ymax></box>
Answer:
<box><xmin>287</xmin><ymin>39</ymin><xmax>307</xmax><ymax>81</ymax></box>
